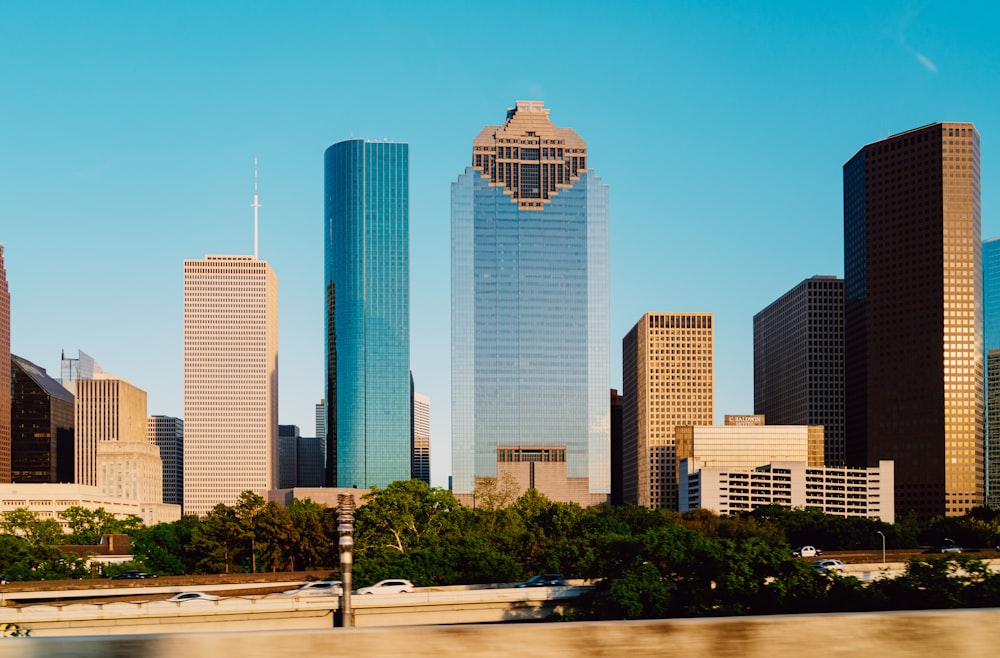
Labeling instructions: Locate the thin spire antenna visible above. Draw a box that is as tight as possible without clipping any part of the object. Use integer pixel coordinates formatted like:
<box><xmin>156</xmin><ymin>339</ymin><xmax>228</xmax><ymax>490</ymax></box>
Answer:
<box><xmin>251</xmin><ymin>153</ymin><xmax>261</xmax><ymax>259</ymax></box>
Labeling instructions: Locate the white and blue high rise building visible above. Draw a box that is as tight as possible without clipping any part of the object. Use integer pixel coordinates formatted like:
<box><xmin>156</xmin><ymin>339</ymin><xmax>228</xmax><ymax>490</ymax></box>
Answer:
<box><xmin>451</xmin><ymin>102</ymin><xmax>609</xmax><ymax>502</ymax></box>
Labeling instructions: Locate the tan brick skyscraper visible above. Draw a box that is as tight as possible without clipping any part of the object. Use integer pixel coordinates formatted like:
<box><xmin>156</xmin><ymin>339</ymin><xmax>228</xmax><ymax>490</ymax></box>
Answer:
<box><xmin>623</xmin><ymin>312</ymin><xmax>714</xmax><ymax>509</ymax></box>
<box><xmin>183</xmin><ymin>255</ymin><xmax>278</xmax><ymax>515</ymax></box>
<box><xmin>0</xmin><ymin>245</ymin><xmax>10</xmax><ymax>482</ymax></box>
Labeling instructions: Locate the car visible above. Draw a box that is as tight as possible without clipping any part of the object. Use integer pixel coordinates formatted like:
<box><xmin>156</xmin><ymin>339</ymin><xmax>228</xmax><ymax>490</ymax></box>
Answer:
<box><xmin>109</xmin><ymin>570</ymin><xmax>157</xmax><ymax>580</ymax></box>
<box><xmin>166</xmin><ymin>592</ymin><xmax>220</xmax><ymax>602</ymax></box>
<box><xmin>282</xmin><ymin>580</ymin><xmax>343</xmax><ymax>596</ymax></box>
<box><xmin>792</xmin><ymin>546</ymin><xmax>821</xmax><ymax>558</ymax></box>
<box><xmin>356</xmin><ymin>579</ymin><xmax>415</xmax><ymax>595</ymax></box>
<box><xmin>937</xmin><ymin>544</ymin><xmax>963</xmax><ymax>554</ymax></box>
<box><xmin>0</xmin><ymin>575</ymin><xmax>8</xmax><ymax>585</ymax></box>
<box><xmin>811</xmin><ymin>559</ymin><xmax>845</xmax><ymax>574</ymax></box>
<box><xmin>515</xmin><ymin>574</ymin><xmax>566</xmax><ymax>588</ymax></box>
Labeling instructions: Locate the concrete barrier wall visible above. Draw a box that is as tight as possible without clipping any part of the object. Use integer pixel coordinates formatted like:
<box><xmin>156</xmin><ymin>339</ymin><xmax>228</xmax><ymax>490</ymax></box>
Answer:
<box><xmin>1</xmin><ymin>608</ymin><xmax>999</xmax><ymax>658</ymax></box>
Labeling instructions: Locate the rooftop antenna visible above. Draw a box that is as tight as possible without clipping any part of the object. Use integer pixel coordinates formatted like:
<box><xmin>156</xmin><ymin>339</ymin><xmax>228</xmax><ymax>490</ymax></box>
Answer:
<box><xmin>251</xmin><ymin>153</ymin><xmax>261</xmax><ymax>259</ymax></box>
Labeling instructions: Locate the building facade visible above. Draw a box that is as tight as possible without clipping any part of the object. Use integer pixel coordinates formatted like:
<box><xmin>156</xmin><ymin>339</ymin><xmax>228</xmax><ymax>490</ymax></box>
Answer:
<box><xmin>985</xmin><ymin>237</ymin><xmax>1000</xmax><ymax>509</ymax></box>
<box><xmin>412</xmin><ymin>391</ymin><xmax>430</xmax><ymax>485</ymax></box>
<box><xmin>278</xmin><ymin>424</ymin><xmax>299</xmax><ymax>490</ymax></box>
<box><xmin>674</xmin><ymin>418</ymin><xmax>825</xmax><ymax>473</ymax></box>
<box><xmin>0</xmin><ymin>245</ymin><xmax>10</xmax><ymax>482</ymax></box>
<box><xmin>451</xmin><ymin>101</ymin><xmax>610</xmax><ymax>501</ymax></box>
<box><xmin>0</xmin><ymin>483</ymin><xmax>180</xmax><ymax>528</ymax></box>
<box><xmin>844</xmin><ymin>122</ymin><xmax>982</xmax><ymax>519</ymax></box>
<box><xmin>325</xmin><ymin>139</ymin><xmax>410</xmax><ymax>489</ymax></box>
<box><xmin>183</xmin><ymin>255</ymin><xmax>278</xmax><ymax>515</ymax></box>
<box><xmin>610</xmin><ymin>389</ymin><xmax>624</xmax><ymax>506</ymax></box>
<box><xmin>623</xmin><ymin>312</ymin><xmax>714</xmax><ymax>509</ymax></box>
<box><xmin>754</xmin><ymin>276</ymin><xmax>845</xmax><ymax>466</ymax></box>
<box><xmin>74</xmin><ymin>376</ymin><xmax>150</xmax><ymax>487</ymax></box>
<box><xmin>296</xmin><ymin>437</ymin><xmax>325</xmax><ymax>488</ymax></box>
<box><xmin>11</xmin><ymin>355</ymin><xmax>75</xmax><ymax>483</ymax></box>
<box><xmin>148</xmin><ymin>415</ymin><xmax>183</xmax><ymax>506</ymax></box>
<box><xmin>680</xmin><ymin>460</ymin><xmax>894</xmax><ymax>523</ymax></box>
<box><xmin>96</xmin><ymin>440</ymin><xmax>163</xmax><ymax>505</ymax></box>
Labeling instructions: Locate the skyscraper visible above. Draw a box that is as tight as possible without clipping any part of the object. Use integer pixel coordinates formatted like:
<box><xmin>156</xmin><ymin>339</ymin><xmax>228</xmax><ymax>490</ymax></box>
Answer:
<box><xmin>984</xmin><ymin>237</ymin><xmax>1000</xmax><ymax>508</ymax></box>
<box><xmin>0</xmin><ymin>245</ymin><xmax>10</xmax><ymax>483</ymax></box>
<box><xmin>325</xmin><ymin>139</ymin><xmax>410</xmax><ymax>489</ymax></box>
<box><xmin>451</xmin><ymin>101</ymin><xmax>609</xmax><ymax>501</ymax></box>
<box><xmin>754</xmin><ymin>276</ymin><xmax>845</xmax><ymax>466</ymax></box>
<box><xmin>73</xmin><ymin>374</ymin><xmax>149</xmax><ymax>487</ymax></box>
<box><xmin>184</xmin><ymin>254</ymin><xmax>278</xmax><ymax>515</ymax></box>
<box><xmin>844</xmin><ymin>122</ymin><xmax>982</xmax><ymax>519</ymax></box>
<box><xmin>148</xmin><ymin>415</ymin><xmax>183</xmax><ymax>506</ymax></box>
<box><xmin>11</xmin><ymin>355</ymin><xmax>75</xmax><ymax>483</ymax></box>
<box><xmin>411</xmin><ymin>390</ymin><xmax>430</xmax><ymax>485</ymax></box>
<box><xmin>622</xmin><ymin>312</ymin><xmax>714</xmax><ymax>509</ymax></box>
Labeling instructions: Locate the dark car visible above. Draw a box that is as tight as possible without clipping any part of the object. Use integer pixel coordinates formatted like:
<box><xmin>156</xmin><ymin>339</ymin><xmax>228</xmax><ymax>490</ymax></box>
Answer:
<box><xmin>110</xmin><ymin>570</ymin><xmax>157</xmax><ymax>580</ymax></box>
<box><xmin>516</xmin><ymin>574</ymin><xmax>566</xmax><ymax>587</ymax></box>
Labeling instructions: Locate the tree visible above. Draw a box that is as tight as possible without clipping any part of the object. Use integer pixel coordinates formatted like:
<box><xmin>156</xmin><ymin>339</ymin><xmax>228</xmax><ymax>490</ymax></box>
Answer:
<box><xmin>257</xmin><ymin>502</ymin><xmax>299</xmax><ymax>572</ymax></box>
<box><xmin>354</xmin><ymin>480</ymin><xmax>467</xmax><ymax>585</ymax></box>
<box><xmin>287</xmin><ymin>498</ymin><xmax>333</xmax><ymax>570</ymax></box>
<box><xmin>60</xmin><ymin>507</ymin><xmax>143</xmax><ymax>545</ymax></box>
<box><xmin>236</xmin><ymin>491</ymin><xmax>266</xmax><ymax>573</ymax></box>
<box><xmin>190</xmin><ymin>503</ymin><xmax>247</xmax><ymax>574</ymax></box>
<box><xmin>130</xmin><ymin>516</ymin><xmax>200</xmax><ymax>575</ymax></box>
<box><xmin>0</xmin><ymin>508</ymin><xmax>65</xmax><ymax>545</ymax></box>
<box><xmin>472</xmin><ymin>472</ymin><xmax>521</xmax><ymax>510</ymax></box>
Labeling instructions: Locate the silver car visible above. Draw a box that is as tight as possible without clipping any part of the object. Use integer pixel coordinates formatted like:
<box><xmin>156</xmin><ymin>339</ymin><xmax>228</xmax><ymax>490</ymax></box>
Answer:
<box><xmin>282</xmin><ymin>580</ymin><xmax>344</xmax><ymax>596</ymax></box>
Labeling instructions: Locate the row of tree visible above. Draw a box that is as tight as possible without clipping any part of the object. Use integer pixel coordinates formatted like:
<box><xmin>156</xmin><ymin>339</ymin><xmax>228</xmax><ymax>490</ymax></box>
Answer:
<box><xmin>4</xmin><ymin>480</ymin><xmax>1000</xmax><ymax>618</ymax></box>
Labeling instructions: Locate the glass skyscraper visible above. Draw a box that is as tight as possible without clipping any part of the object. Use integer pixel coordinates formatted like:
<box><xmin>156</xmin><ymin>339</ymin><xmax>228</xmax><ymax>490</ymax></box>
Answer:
<box><xmin>325</xmin><ymin>139</ymin><xmax>410</xmax><ymax>489</ymax></box>
<box><xmin>451</xmin><ymin>101</ymin><xmax>609</xmax><ymax>500</ymax></box>
<box><xmin>984</xmin><ymin>237</ymin><xmax>1000</xmax><ymax>508</ymax></box>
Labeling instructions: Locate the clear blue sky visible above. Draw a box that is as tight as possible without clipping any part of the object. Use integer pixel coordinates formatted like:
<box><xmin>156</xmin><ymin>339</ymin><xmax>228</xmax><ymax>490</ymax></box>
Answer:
<box><xmin>3</xmin><ymin>1</ymin><xmax>999</xmax><ymax>488</ymax></box>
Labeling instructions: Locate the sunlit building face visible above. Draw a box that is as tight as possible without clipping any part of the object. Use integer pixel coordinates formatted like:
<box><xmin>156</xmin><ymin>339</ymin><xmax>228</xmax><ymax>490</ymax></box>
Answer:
<box><xmin>844</xmin><ymin>122</ymin><xmax>982</xmax><ymax>519</ymax></box>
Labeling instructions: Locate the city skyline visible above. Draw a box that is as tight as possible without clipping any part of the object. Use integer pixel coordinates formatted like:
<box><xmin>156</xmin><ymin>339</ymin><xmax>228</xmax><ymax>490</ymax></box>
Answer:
<box><xmin>5</xmin><ymin>3</ymin><xmax>1000</xmax><ymax>488</ymax></box>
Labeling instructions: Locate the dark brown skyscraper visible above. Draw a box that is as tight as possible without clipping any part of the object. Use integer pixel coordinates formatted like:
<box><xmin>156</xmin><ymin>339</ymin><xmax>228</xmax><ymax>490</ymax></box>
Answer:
<box><xmin>844</xmin><ymin>122</ymin><xmax>982</xmax><ymax>520</ymax></box>
<box><xmin>0</xmin><ymin>245</ymin><xmax>10</xmax><ymax>483</ymax></box>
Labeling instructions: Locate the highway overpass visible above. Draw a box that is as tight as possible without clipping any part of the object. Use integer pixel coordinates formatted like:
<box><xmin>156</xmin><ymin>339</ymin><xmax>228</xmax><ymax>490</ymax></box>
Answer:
<box><xmin>0</xmin><ymin>608</ymin><xmax>998</xmax><ymax>658</ymax></box>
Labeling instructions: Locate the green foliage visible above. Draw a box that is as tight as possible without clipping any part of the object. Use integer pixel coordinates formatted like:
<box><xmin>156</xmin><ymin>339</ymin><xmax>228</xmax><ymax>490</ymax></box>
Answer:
<box><xmin>353</xmin><ymin>480</ymin><xmax>469</xmax><ymax>586</ymax></box>
<box><xmin>0</xmin><ymin>508</ymin><xmax>64</xmax><ymax>545</ymax></box>
<box><xmin>130</xmin><ymin>516</ymin><xmax>200</xmax><ymax>575</ymax></box>
<box><xmin>0</xmin><ymin>533</ymin><xmax>87</xmax><ymax>581</ymax></box>
<box><xmin>60</xmin><ymin>507</ymin><xmax>144</xmax><ymax>545</ymax></box>
<box><xmin>189</xmin><ymin>503</ymin><xmax>248</xmax><ymax>574</ymax></box>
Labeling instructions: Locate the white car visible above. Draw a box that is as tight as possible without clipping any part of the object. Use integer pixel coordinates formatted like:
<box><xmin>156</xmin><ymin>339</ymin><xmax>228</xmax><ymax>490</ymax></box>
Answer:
<box><xmin>356</xmin><ymin>579</ymin><xmax>415</xmax><ymax>595</ymax></box>
<box><xmin>167</xmin><ymin>591</ymin><xmax>220</xmax><ymax>602</ymax></box>
<box><xmin>792</xmin><ymin>546</ymin><xmax>821</xmax><ymax>558</ymax></box>
<box><xmin>282</xmin><ymin>580</ymin><xmax>343</xmax><ymax>596</ymax></box>
<box><xmin>811</xmin><ymin>559</ymin><xmax>845</xmax><ymax>574</ymax></box>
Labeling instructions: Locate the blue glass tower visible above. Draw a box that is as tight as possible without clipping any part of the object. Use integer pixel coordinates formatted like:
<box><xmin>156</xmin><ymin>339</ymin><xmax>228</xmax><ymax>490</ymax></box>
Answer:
<box><xmin>985</xmin><ymin>237</ymin><xmax>1000</xmax><ymax>507</ymax></box>
<box><xmin>451</xmin><ymin>102</ymin><xmax>610</xmax><ymax>500</ymax></box>
<box><xmin>325</xmin><ymin>139</ymin><xmax>410</xmax><ymax>488</ymax></box>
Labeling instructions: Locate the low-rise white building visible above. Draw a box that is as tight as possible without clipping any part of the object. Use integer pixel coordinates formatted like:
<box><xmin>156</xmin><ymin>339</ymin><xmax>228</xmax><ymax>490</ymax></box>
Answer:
<box><xmin>0</xmin><ymin>483</ymin><xmax>180</xmax><ymax>528</ymax></box>
<box><xmin>679</xmin><ymin>459</ymin><xmax>894</xmax><ymax>522</ymax></box>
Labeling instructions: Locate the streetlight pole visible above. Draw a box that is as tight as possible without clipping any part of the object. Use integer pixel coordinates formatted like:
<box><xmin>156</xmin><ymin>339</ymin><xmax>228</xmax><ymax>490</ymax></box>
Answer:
<box><xmin>338</xmin><ymin>493</ymin><xmax>355</xmax><ymax>628</ymax></box>
<box><xmin>876</xmin><ymin>530</ymin><xmax>885</xmax><ymax>565</ymax></box>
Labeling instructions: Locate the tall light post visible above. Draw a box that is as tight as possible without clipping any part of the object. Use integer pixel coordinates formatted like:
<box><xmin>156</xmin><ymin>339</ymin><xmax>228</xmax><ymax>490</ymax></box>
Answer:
<box><xmin>876</xmin><ymin>530</ymin><xmax>885</xmax><ymax>565</ymax></box>
<box><xmin>338</xmin><ymin>493</ymin><xmax>355</xmax><ymax>627</ymax></box>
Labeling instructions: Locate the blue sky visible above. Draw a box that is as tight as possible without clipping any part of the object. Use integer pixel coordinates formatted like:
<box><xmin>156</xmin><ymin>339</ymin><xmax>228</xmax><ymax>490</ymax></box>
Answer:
<box><xmin>3</xmin><ymin>1</ymin><xmax>998</xmax><ymax>488</ymax></box>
